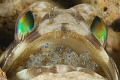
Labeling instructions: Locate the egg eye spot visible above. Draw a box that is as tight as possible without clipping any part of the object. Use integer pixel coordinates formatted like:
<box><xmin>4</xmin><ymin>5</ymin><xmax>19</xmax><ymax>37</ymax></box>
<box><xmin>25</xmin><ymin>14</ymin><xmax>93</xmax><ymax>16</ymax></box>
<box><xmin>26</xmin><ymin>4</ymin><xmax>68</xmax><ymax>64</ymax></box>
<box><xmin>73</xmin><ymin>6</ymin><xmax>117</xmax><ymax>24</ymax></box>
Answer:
<box><xmin>90</xmin><ymin>16</ymin><xmax>107</xmax><ymax>46</ymax></box>
<box><xmin>17</xmin><ymin>11</ymin><xmax>34</xmax><ymax>41</ymax></box>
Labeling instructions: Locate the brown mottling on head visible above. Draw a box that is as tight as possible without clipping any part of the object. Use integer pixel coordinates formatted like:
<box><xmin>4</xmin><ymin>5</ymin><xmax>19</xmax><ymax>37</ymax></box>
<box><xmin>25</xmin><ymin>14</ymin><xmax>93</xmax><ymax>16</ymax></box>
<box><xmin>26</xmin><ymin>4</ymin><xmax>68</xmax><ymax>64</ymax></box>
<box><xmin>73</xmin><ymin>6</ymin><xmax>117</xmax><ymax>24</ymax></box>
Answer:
<box><xmin>25</xmin><ymin>31</ymin><xmax>41</xmax><ymax>43</ymax></box>
<box><xmin>79</xmin><ymin>68</ymin><xmax>95</xmax><ymax>76</ymax></box>
<box><xmin>47</xmin><ymin>19</ymin><xmax>54</xmax><ymax>25</ymax></box>
<box><xmin>49</xmin><ymin>66</ymin><xmax>57</xmax><ymax>73</ymax></box>
<box><xmin>37</xmin><ymin>66</ymin><xmax>49</xmax><ymax>73</ymax></box>
<box><xmin>27</xmin><ymin>66</ymin><xmax>50</xmax><ymax>76</ymax></box>
<box><xmin>40</xmin><ymin>14</ymin><xmax>50</xmax><ymax>22</ymax></box>
<box><xmin>82</xmin><ymin>9</ymin><xmax>88</xmax><ymax>14</ymax></box>
<box><xmin>27</xmin><ymin>67</ymin><xmax>42</xmax><ymax>76</ymax></box>
<box><xmin>61</xmin><ymin>23</ymin><xmax>69</xmax><ymax>31</ymax></box>
<box><xmin>69</xmin><ymin>12</ymin><xmax>85</xmax><ymax>21</ymax></box>
<box><xmin>85</xmin><ymin>34</ymin><xmax>102</xmax><ymax>50</ymax></box>
<box><xmin>67</xmin><ymin>66</ymin><xmax>76</xmax><ymax>72</ymax></box>
<box><xmin>41</xmin><ymin>8</ymin><xmax>49</xmax><ymax>12</ymax></box>
<box><xmin>48</xmin><ymin>12</ymin><xmax>58</xmax><ymax>19</ymax></box>
<box><xmin>40</xmin><ymin>11</ymin><xmax>59</xmax><ymax>22</ymax></box>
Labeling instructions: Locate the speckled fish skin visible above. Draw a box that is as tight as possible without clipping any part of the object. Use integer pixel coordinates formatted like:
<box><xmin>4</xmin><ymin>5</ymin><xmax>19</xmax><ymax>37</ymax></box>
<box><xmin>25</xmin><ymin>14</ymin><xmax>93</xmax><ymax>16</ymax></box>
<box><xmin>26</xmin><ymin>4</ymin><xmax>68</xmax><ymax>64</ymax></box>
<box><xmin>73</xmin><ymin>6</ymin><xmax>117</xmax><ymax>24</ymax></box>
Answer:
<box><xmin>0</xmin><ymin>1</ymin><xmax>119</xmax><ymax>80</ymax></box>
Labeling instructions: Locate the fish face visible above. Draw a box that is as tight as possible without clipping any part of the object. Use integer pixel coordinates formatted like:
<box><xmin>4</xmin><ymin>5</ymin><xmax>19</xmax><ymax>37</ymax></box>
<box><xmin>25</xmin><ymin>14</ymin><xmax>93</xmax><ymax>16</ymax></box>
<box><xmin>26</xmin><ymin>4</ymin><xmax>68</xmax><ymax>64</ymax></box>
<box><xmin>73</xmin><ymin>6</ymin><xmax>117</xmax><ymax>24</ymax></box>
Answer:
<box><xmin>0</xmin><ymin>1</ymin><xmax>119</xmax><ymax>80</ymax></box>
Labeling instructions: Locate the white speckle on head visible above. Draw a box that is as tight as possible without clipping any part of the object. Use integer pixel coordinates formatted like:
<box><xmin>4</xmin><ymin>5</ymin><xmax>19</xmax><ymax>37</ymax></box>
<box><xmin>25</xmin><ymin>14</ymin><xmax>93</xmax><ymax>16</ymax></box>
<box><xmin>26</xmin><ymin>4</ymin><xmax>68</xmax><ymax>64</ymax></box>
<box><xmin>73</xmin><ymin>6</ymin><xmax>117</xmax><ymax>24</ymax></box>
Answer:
<box><xmin>83</xmin><ymin>5</ymin><xmax>91</xmax><ymax>11</ymax></box>
<box><xmin>38</xmin><ymin>2</ymin><xmax>48</xmax><ymax>9</ymax></box>
<box><xmin>54</xmin><ymin>13</ymin><xmax>77</xmax><ymax>24</ymax></box>
<box><xmin>38</xmin><ymin>23</ymin><xmax>62</xmax><ymax>35</ymax></box>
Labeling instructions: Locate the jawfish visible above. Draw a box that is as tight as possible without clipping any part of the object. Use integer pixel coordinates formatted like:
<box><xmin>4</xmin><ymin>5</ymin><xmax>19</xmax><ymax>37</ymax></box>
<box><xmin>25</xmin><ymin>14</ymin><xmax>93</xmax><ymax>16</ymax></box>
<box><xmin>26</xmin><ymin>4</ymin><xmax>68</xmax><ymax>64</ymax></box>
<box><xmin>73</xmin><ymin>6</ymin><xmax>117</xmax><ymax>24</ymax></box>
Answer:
<box><xmin>0</xmin><ymin>1</ymin><xmax>119</xmax><ymax>80</ymax></box>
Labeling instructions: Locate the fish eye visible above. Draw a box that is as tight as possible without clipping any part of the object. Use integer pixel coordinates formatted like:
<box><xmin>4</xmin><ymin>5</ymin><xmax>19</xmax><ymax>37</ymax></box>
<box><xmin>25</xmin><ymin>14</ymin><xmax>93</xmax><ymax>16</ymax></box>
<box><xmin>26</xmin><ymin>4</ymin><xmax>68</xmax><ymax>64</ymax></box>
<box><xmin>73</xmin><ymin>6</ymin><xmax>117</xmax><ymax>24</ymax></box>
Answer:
<box><xmin>16</xmin><ymin>11</ymin><xmax>34</xmax><ymax>42</ymax></box>
<box><xmin>90</xmin><ymin>16</ymin><xmax>107</xmax><ymax>47</ymax></box>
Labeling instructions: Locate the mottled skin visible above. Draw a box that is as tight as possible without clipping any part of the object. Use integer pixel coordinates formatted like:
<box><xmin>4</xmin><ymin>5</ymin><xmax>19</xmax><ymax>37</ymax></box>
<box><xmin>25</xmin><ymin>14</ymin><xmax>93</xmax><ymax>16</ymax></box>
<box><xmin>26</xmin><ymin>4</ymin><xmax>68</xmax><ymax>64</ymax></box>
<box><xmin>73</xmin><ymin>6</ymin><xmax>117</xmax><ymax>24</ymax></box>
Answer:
<box><xmin>0</xmin><ymin>1</ymin><xmax>119</xmax><ymax>80</ymax></box>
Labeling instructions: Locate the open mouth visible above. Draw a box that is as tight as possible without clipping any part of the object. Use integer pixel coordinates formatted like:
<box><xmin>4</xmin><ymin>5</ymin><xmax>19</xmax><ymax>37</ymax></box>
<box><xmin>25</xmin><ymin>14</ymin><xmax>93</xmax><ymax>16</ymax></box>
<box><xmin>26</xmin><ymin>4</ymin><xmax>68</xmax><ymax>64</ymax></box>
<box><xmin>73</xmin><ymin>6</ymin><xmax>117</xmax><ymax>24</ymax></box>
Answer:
<box><xmin>5</xmin><ymin>31</ymin><xmax>108</xmax><ymax>79</ymax></box>
<box><xmin>24</xmin><ymin>41</ymin><xmax>98</xmax><ymax>70</ymax></box>
<box><xmin>20</xmin><ymin>39</ymin><xmax>98</xmax><ymax>71</ymax></box>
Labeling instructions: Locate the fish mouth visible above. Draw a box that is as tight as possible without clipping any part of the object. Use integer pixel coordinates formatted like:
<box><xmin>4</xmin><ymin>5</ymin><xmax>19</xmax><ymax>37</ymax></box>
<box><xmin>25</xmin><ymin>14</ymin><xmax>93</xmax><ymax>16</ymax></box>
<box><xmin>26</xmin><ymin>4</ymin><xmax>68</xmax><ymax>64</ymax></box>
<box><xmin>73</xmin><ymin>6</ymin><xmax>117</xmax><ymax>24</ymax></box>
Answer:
<box><xmin>20</xmin><ymin>38</ymin><xmax>99</xmax><ymax>71</ymax></box>
<box><xmin>4</xmin><ymin>30</ymin><xmax>113</xmax><ymax>79</ymax></box>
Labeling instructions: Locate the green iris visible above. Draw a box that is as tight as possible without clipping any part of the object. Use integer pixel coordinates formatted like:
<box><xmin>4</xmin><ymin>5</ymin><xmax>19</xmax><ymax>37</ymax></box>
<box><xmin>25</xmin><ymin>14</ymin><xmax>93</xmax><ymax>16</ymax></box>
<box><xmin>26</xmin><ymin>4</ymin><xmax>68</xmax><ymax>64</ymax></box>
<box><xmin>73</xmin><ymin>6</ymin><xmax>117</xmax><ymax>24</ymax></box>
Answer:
<box><xmin>91</xmin><ymin>16</ymin><xmax>106</xmax><ymax>45</ymax></box>
<box><xmin>17</xmin><ymin>11</ymin><xmax>34</xmax><ymax>40</ymax></box>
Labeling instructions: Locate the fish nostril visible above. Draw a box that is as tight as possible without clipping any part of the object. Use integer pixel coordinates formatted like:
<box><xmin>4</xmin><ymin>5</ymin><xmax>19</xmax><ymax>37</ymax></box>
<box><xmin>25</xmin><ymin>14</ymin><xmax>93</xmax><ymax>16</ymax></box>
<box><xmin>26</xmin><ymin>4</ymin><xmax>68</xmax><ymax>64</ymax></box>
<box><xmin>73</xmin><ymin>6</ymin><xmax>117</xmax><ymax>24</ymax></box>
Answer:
<box><xmin>19</xmin><ymin>43</ymin><xmax>98</xmax><ymax>72</ymax></box>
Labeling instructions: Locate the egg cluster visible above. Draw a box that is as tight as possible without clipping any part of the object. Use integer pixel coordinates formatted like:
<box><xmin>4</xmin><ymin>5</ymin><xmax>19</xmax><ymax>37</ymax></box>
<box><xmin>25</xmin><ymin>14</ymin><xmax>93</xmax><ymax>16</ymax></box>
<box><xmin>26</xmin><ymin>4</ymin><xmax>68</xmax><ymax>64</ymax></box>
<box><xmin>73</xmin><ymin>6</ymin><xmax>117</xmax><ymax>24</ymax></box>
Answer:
<box><xmin>25</xmin><ymin>43</ymin><xmax>98</xmax><ymax>71</ymax></box>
